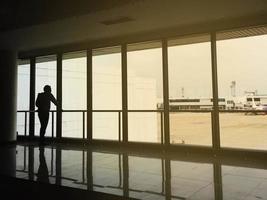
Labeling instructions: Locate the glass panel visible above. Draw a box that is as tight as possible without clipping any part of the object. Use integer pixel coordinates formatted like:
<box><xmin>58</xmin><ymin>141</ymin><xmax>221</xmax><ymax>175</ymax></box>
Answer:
<box><xmin>17</xmin><ymin>61</ymin><xmax>30</xmax><ymax>136</ymax></box>
<box><xmin>168</xmin><ymin>35</ymin><xmax>212</xmax><ymax>146</ymax></box>
<box><xmin>62</xmin><ymin>52</ymin><xmax>87</xmax><ymax>138</ymax></box>
<box><xmin>127</xmin><ymin>41</ymin><xmax>163</xmax><ymax>110</ymax></box>
<box><xmin>92</xmin><ymin>112</ymin><xmax>120</xmax><ymax>140</ymax></box>
<box><xmin>126</xmin><ymin>41</ymin><xmax>163</xmax><ymax>143</ymax></box>
<box><xmin>171</xmin><ymin>160</ymin><xmax>214</xmax><ymax>199</ymax></box>
<box><xmin>129</xmin><ymin>156</ymin><xmax>164</xmax><ymax>200</ymax></box>
<box><xmin>128</xmin><ymin>112</ymin><xmax>163</xmax><ymax>143</ymax></box>
<box><xmin>35</xmin><ymin>56</ymin><xmax>57</xmax><ymax>137</ymax></box>
<box><xmin>220</xmin><ymin>113</ymin><xmax>267</xmax><ymax>150</ymax></box>
<box><xmin>217</xmin><ymin>32</ymin><xmax>267</xmax><ymax>150</ymax></box>
<box><xmin>92</xmin><ymin>46</ymin><xmax>122</xmax><ymax>110</ymax></box>
<box><xmin>222</xmin><ymin>165</ymin><xmax>267</xmax><ymax>199</ymax></box>
<box><xmin>17</xmin><ymin>112</ymin><xmax>28</xmax><ymax>136</ymax></box>
<box><xmin>92</xmin><ymin>46</ymin><xmax>121</xmax><ymax>141</ymax></box>
<box><xmin>93</xmin><ymin>152</ymin><xmax>123</xmax><ymax>196</ymax></box>
<box><xmin>169</xmin><ymin>112</ymin><xmax>212</xmax><ymax>145</ymax></box>
<box><xmin>62</xmin><ymin>112</ymin><xmax>86</xmax><ymax>138</ymax></box>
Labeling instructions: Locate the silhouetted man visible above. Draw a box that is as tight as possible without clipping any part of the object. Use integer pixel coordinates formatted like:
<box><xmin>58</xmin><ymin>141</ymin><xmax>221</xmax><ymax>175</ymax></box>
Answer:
<box><xmin>36</xmin><ymin>146</ymin><xmax>50</xmax><ymax>183</ymax></box>
<box><xmin>36</xmin><ymin>85</ymin><xmax>58</xmax><ymax>145</ymax></box>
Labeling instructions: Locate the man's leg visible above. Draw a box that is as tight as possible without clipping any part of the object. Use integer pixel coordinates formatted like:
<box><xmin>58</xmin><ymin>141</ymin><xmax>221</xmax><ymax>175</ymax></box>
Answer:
<box><xmin>39</xmin><ymin>112</ymin><xmax>49</xmax><ymax>144</ymax></box>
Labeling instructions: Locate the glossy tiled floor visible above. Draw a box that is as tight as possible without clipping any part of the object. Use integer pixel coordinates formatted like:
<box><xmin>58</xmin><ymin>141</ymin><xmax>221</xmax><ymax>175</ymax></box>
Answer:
<box><xmin>2</xmin><ymin>143</ymin><xmax>267</xmax><ymax>200</ymax></box>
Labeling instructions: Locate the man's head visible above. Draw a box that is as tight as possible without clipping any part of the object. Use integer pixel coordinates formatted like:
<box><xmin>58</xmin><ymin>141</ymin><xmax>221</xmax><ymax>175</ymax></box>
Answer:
<box><xmin>43</xmin><ymin>85</ymin><xmax>51</xmax><ymax>93</ymax></box>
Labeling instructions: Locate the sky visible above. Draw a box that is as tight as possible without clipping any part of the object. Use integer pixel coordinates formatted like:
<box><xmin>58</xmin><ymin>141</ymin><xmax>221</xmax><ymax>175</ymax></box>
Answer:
<box><xmin>128</xmin><ymin>34</ymin><xmax>267</xmax><ymax>99</ymax></box>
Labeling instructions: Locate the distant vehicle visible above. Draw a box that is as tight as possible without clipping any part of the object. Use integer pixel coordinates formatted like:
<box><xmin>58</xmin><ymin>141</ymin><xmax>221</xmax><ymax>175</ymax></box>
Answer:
<box><xmin>254</xmin><ymin>104</ymin><xmax>267</xmax><ymax>114</ymax></box>
<box><xmin>250</xmin><ymin>98</ymin><xmax>267</xmax><ymax>114</ymax></box>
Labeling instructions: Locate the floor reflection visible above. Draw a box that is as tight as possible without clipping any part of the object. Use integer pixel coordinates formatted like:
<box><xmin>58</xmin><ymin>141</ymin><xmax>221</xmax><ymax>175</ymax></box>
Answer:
<box><xmin>14</xmin><ymin>144</ymin><xmax>267</xmax><ymax>200</ymax></box>
<box><xmin>36</xmin><ymin>147</ymin><xmax>50</xmax><ymax>183</ymax></box>
<box><xmin>222</xmin><ymin>166</ymin><xmax>267</xmax><ymax>199</ymax></box>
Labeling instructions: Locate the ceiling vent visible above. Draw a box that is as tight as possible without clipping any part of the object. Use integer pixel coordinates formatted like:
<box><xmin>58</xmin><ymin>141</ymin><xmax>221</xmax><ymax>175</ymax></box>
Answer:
<box><xmin>100</xmin><ymin>16</ymin><xmax>134</xmax><ymax>25</ymax></box>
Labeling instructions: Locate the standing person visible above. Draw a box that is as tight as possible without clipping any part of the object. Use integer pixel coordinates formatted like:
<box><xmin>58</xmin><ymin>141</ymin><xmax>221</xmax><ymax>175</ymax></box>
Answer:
<box><xmin>36</xmin><ymin>85</ymin><xmax>58</xmax><ymax>145</ymax></box>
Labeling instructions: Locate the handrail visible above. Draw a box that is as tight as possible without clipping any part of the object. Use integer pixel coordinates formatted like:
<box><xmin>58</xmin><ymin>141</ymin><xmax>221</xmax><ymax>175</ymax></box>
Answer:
<box><xmin>17</xmin><ymin>108</ymin><xmax>265</xmax><ymax>142</ymax></box>
<box><xmin>17</xmin><ymin>109</ymin><xmax>167</xmax><ymax>112</ymax></box>
<box><xmin>16</xmin><ymin>110</ymin><xmax>166</xmax><ymax>142</ymax></box>
<box><xmin>17</xmin><ymin>109</ymin><xmax>267</xmax><ymax>113</ymax></box>
<box><xmin>219</xmin><ymin>109</ymin><xmax>267</xmax><ymax>113</ymax></box>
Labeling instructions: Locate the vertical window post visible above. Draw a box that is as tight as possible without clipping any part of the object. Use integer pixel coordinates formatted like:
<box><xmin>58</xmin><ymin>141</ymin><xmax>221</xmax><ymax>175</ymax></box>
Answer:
<box><xmin>211</xmin><ymin>32</ymin><xmax>221</xmax><ymax>149</ymax></box>
<box><xmin>87</xmin><ymin>49</ymin><xmax>93</xmax><ymax>142</ymax></box>
<box><xmin>122</xmin><ymin>44</ymin><xmax>128</xmax><ymax>142</ymax></box>
<box><xmin>162</xmin><ymin>39</ymin><xmax>170</xmax><ymax>145</ymax></box>
<box><xmin>29</xmin><ymin>57</ymin><xmax>35</xmax><ymax>138</ymax></box>
<box><xmin>56</xmin><ymin>53</ymin><xmax>62</xmax><ymax>139</ymax></box>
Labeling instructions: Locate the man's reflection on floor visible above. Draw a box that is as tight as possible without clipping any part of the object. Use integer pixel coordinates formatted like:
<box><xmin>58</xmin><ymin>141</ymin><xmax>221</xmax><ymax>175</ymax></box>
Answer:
<box><xmin>36</xmin><ymin>146</ymin><xmax>50</xmax><ymax>183</ymax></box>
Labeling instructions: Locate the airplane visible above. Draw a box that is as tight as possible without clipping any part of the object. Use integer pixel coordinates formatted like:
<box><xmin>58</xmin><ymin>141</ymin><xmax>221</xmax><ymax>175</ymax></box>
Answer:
<box><xmin>251</xmin><ymin>98</ymin><xmax>267</xmax><ymax>114</ymax></box>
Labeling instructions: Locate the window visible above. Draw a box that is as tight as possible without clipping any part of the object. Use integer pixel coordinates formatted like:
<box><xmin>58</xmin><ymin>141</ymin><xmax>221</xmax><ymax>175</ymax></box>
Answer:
<box><xmin>168</xmin><ymin>35</ymin><xmax>212</xmax><ymax>146</ymax></box>
<box><xmin>92</xmin><ymin>46</ymin><xmax>122</xmax><ymax>140</ymax></box>
<box><xmin>35</xmin><ymin>55</ymin><xmax>57</xmax><ymax>137</ymax></box>
<box><xmin>17</xmin><ymin>60</ymin><xmax>30</xmax><ymax>136</ymax></box>
<box><xmin>217</xmin><ymin>28</ymin><xmax>267</xmax><ymax>150</ymax></box>
<box><xmin>62</xmin><ymin>51</ymin><xmax>87</xmax><ymax>138</ymax></box>
<box><xmin>127</xmin><ymin>41</ymin><xmax>163</xmax><ymax>143</ymax></box>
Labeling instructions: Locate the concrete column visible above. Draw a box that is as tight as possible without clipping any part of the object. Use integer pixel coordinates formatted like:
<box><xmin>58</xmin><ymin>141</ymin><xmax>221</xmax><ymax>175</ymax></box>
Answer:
<box><xmin>0</xmin><ymin>50</ymin><xmax>17</xmax><ymax>143</ymax></box>
<box><xmin>0</xmin><ymin>145</ymin><xmax>16</xmax><ymax>177</ymax></box>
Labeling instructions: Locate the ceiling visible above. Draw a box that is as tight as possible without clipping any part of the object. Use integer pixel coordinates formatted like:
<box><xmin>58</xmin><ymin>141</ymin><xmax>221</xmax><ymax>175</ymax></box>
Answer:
<box><xmin>1</xmin><ymin>0</ymin><xmax>267</xmax><ymax>53</ymax></box>
<box><xmin>0</xmin><ymin>0</ymin><xmax>141</xmax><ymax>31</ymax></box>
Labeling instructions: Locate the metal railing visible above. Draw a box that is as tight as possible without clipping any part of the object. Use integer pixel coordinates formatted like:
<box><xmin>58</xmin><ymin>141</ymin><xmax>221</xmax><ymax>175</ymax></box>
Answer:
<box><xmin>17</xmin><ymin>110</ymin><xmax>57</xmax><ymax>137</ymax></box>
<box><xmin>17</xmin><ymin>110</ymin><xmax>165</xmax><ymax>142</ymax></box>
<box><xmin>17</xmin><ymin>108</ymin><xmax>265</xmax><ymax>143</ymax></box>
<box><xmin>17</xmin><ymin>110</ymin><xmax>87</xmax><ymax>138</ymax></box>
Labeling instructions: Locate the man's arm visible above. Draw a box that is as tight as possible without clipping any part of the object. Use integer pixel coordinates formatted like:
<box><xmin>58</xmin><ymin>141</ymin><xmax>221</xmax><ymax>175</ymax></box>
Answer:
<box><xmin>50</xmin><ymin>93</ymin><xmax>58</xmax><ymax>106</ymax></box>
<box><xmin>35</xmin><ymin>94</ymin><xmax>40</xmax><ymax>108</ymax></box>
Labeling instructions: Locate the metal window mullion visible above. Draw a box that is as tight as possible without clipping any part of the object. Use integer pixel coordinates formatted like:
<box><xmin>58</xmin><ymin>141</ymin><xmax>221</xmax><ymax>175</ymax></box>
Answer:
<box><xmin>162</xmin><ymin>39</ymin><xmax>170</xmax><ymax>145</ymax></box>
<box><xmin>29</xmin><ymin>57</ymin><xmax>35</xmax><ymax>138</ymax></box>
<box><xmin>82</xmin><ymin>112</ymin><xmax>85</xmax><ymax>139</ymax></box>
<box><xmin>87</xmin><ymin>49</ymin><xmax>93</xmax><ymax>142</ymax></box>
<box><xmin>56</xmin><ymin>53</ymin><xmax>62</xmax><ymax>139</ymax></box>
<box><xmin>211</xmin><ymin>32</ymin><xmax>221</xmax><ymax>149</ymax></box>
<box><xmin>24</xmin><ymin>112</ymin><xmax>27</xmax><ymax>136</ymax></box>
<box><xmin>122</xmin><ymin>44</ymin><xmax>128</xmax><ymax>142</ymax></box>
